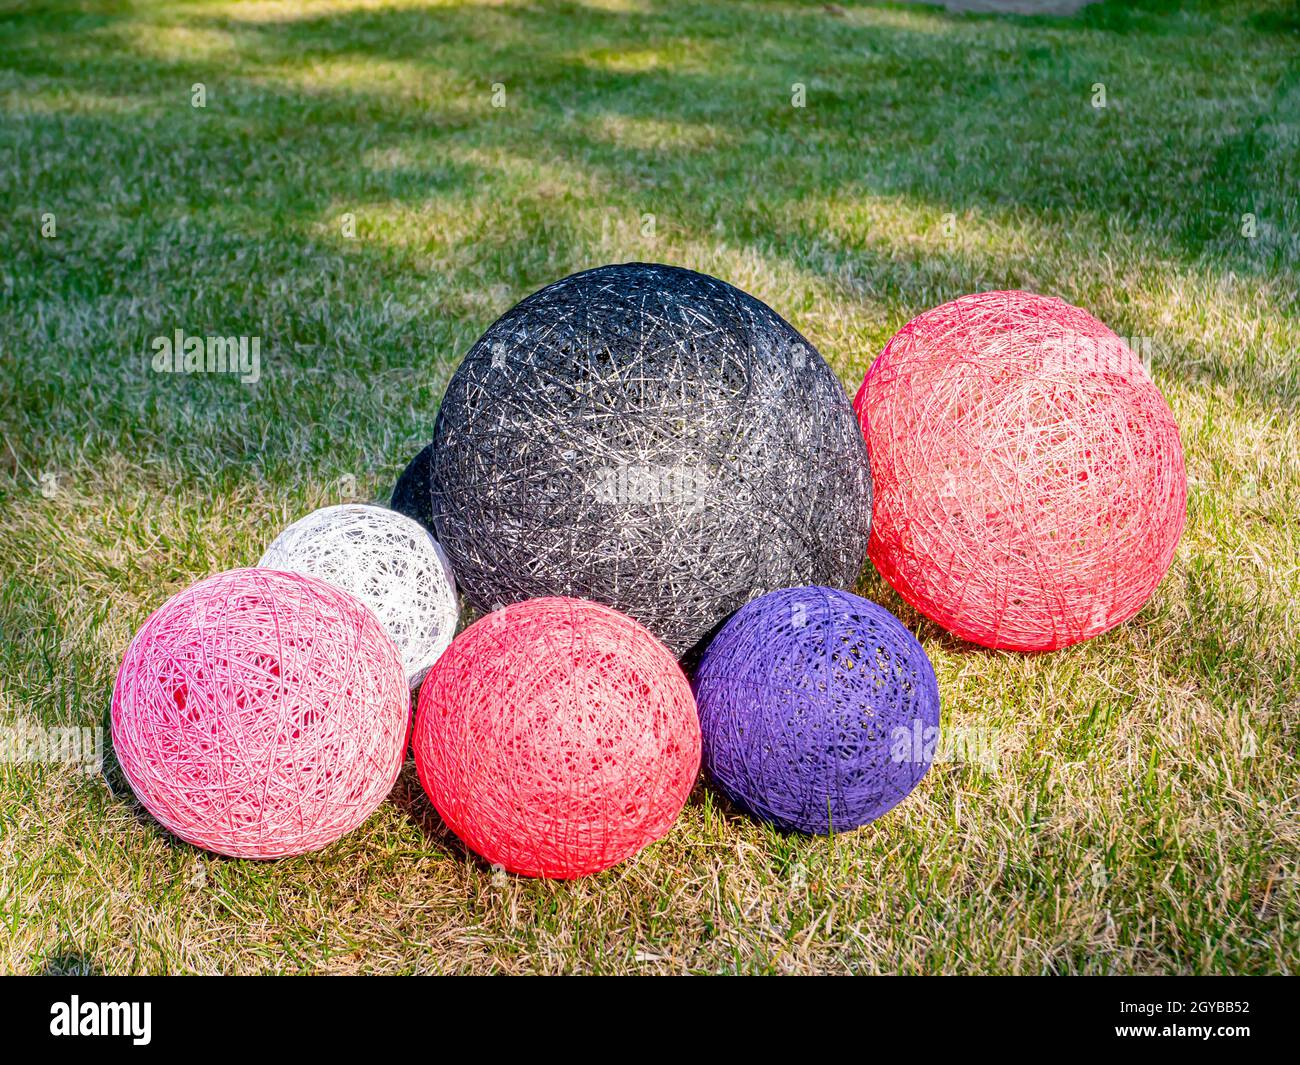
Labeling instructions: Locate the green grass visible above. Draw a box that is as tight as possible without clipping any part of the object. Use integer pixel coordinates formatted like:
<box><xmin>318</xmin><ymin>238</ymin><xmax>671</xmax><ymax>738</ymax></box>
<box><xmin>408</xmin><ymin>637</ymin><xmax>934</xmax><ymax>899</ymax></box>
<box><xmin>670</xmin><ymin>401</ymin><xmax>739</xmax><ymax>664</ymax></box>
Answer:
<box><xmin>0</xmin><ymin>0</ymin><xmax>1296</xmax><ymax>974</ymax></box>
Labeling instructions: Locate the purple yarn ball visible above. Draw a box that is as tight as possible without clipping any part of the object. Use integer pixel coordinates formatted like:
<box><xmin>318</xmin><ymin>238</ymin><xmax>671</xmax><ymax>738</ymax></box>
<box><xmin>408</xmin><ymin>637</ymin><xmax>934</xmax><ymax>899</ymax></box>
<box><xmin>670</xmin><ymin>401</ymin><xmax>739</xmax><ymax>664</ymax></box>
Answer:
<box><xmin>694</xmin><ymin>586</ymin><xmax>940</xmax><ymax>835</ymax></box>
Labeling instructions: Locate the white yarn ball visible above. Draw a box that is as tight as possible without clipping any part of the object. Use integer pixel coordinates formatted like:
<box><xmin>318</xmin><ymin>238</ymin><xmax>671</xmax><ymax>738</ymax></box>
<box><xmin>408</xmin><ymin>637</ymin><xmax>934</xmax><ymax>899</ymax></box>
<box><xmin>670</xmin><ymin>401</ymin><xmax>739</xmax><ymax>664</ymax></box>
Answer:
<box><xmin>259</xmin><ymin>504</ymin><xmax>459</xmax><ymax>689</ymax></box>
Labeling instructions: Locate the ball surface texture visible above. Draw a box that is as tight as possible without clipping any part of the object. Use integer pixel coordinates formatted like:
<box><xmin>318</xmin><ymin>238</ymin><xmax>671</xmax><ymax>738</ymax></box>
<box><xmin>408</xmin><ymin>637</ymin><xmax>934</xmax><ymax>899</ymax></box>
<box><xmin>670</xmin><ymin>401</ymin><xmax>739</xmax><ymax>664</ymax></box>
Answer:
<box><xmin>111</xmin><ymin>568</ymin><xmax>409</xmax><ymax>858</ymax></box>
<box><xmin>419</xmin><ymin>262</ymin><xmax>872</xmax><ymax>658</ymax></box>
<box><xmin>694</xmin><ymin>586</ymin><xmax>939</xmax><ymax>835</ymax></box>
<box><xmin>413</xmin><ymin>596</ymin><xmax>701</xmax><ymax>878</ymax></box>
<box><xmin>259</xmin><ymin>503</ymin><xmax>458</xmax><ymax>688</ymax></box>
<box><xmin>391</xmin><ymin>443</ymin><xmax>435</xmax><ymax>532</ymax></box>
<box><xmin>855</xmin><ymin>290</ymin><xmax>1186</xmax><ymax>651</ymax></box>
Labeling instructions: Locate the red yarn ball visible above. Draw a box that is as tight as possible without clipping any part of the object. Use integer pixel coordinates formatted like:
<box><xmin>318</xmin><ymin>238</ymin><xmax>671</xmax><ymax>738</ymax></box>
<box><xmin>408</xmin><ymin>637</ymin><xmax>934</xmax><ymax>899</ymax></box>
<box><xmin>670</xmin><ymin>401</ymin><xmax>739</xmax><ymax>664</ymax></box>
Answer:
<box><xmin>112</xmin><ymin>568</ymin><xmax>409</xmax><ymax>858</ymax></box>
<box><xmin>855</xmin><ymin>291</ymin><xmax>1186</xmax><ymax>651</ymax></box>
<box><xmin>413</xmin><ymin>597</ymin><xmax>700</xmax><ymax>878</ymax></box>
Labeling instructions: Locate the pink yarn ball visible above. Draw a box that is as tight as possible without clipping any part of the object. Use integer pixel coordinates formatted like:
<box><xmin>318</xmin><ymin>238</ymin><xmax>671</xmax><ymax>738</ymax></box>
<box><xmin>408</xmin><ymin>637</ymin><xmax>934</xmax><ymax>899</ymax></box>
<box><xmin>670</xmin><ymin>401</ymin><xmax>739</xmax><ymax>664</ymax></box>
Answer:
<box><xmin>111</xmin><ymin>568</ymin><xmax>409</xmax><ymax>858</ymax></box>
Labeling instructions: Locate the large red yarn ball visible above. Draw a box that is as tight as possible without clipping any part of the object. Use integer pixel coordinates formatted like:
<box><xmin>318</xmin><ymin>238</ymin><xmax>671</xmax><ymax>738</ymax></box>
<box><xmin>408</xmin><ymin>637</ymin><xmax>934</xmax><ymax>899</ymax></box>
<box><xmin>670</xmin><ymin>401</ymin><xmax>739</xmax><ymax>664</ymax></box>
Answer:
<box><xmin>111</xmin><ymin>568</ymin><xmax>409</xmax><ymax>858</ymax></box>
<box><xmin>413</xmin><ymin>597</ymin><xmax>701</xmax><ymax>878</ymax></box>
<box><xmin>854</xmin><ymin>291</ymin><xmax>1186</xmax><ymax>651</ymax></box>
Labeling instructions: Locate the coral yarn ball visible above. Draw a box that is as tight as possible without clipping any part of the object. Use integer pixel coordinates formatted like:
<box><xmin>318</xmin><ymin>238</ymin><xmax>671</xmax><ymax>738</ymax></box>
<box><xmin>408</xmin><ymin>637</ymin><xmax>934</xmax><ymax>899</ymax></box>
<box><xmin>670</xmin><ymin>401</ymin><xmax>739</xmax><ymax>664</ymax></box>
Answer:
<box><xmin>111</xmin><ymin>568</ymin><xmax>409</xmax><ymax>858</ymax></box>
<box><xmin>413</xmin><ymin>262</ymin><xmax>873</xmax><ymax>659</ymax></box>
<box><xmin>855</xmin><ymin>291</ymin><xmax>1187</xmax><ymax>651</ymax></box>
<box><xmin>413</xmin><ymin>597</ymin><xmax>701</xmax><ymax>878</ymax></box>
<box><xmin>694</xmin><ymin>586</ymin><xmax>939</xmax><ymax>835</ymax></box>
<box><xmin>259</xmin><ymin>504</ymin><xmax>459</xmax><ymax>688</ymax></box>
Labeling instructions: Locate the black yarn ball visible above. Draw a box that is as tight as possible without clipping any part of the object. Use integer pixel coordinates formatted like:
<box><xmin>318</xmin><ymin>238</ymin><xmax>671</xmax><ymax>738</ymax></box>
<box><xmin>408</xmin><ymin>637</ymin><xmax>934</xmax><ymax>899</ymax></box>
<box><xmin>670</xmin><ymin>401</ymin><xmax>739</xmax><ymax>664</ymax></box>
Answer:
<box><xmin>391</xmin><ymin>442</ymin><xmax>435</xmax><ymax>531</ymax></box>
<box><xmin>410</xmin><ymin>262</ymin><xmax>873</xmax><ymax>658</ymax></box>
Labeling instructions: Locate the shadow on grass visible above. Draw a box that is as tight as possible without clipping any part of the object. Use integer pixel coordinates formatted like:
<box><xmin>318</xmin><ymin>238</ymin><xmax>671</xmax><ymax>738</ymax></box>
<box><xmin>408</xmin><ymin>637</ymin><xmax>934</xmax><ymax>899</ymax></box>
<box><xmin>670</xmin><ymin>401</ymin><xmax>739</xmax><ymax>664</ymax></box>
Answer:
<box><xmin>0</xmin><ymin>0</ymin><xmax>1293</xmax><ymax>475</ymax></box>
<box><xmin>36</xmin><ymin>950</ymin><xmax>105</xmax><ymax>976</ymax></box>
<box><xmin>386</xmin><ymin>758</ymin><xmax>471</xmax><ymax>863</ymax></box>
<box><xmin>170</xmin><ymin>0</ymin><xmax>1300</xmax><ymax>275</ymax></box>
<box><xmin>0</xmin><ymin>0</ymin><xmax>1295</xmax><ymax>751</ymax></box>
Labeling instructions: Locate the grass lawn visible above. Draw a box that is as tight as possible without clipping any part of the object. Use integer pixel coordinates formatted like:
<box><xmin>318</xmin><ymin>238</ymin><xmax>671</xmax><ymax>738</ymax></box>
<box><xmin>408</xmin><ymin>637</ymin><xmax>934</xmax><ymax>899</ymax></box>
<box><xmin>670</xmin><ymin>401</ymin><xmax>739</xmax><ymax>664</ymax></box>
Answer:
<box><xmin>0</xmin><ymin>0</ymin><xmax>1296</xmax><ymax>974</ymax></box>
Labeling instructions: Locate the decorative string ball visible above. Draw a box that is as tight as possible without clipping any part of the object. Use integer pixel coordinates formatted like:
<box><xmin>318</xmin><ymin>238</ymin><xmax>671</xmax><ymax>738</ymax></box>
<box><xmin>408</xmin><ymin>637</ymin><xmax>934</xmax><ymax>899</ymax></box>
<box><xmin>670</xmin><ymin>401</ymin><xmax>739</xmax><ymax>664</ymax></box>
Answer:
<box><xmin>694</xmin><ymin>586</ymin><xmax>939</xmax><ymax>835</ymax></box>
<box><xmin>416</xmin><ymin>262</ymin><xmax>873</xmax><ymax>659</ymax></box>
<box><xmin>391</xmin><ymin>442</ymin><xmax>435</xmax><ymax>533</ymax></box>
<box><xmin>854</xmin><ymin>290</ymin><xmax>1186</xmax><ymax>652</ymax></box>
<box><xmin>111</xmin><ymin>568</ymin><xmax>408</xmax><ymax>859</ymax></box>
<box><xmin>259</xmin><ymin>504</ymin><xmax>459</xmax><ymax>689</ymax></box>
<box><xmin>413</xmin><ymin>596</ymin><xmax>701</xmax><ymax>879</ymax></box>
